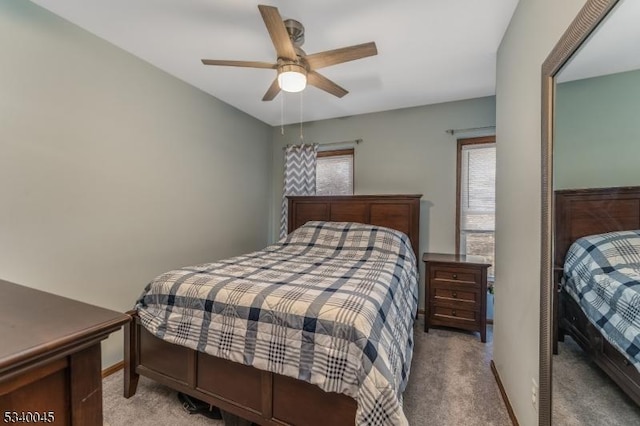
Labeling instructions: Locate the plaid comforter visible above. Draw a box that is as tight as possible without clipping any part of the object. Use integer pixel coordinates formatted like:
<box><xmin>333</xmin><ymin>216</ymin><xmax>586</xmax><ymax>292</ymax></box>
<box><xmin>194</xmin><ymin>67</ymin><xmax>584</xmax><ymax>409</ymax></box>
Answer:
<box><xmin>136</xmin><ymin>221</ymin><xmax>419</xmax><ymax>425</ymax></box>
<box><xmin>563</xmin><ymin>230</ymin><xmax>640</xmax><ymax>372</ymax></box>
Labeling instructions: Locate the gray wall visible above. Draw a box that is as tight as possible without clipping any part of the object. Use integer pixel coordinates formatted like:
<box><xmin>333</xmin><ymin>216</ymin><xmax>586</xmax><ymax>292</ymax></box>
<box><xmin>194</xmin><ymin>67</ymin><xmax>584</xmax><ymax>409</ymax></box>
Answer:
<box><xmin>494</xmin><ymin>0</ymin><xmax>585</xmax><ymax>424</ymax></box>
<box><xmin>555</xmin><ymin>69</ymin><xmax>640</xmax><ymax>189</ymax></box>
<box><xmin>271</xmin><ymin>97</ymin><xmax>496</xmax><ymax>309</ymax></box>
<box><xmin>0</xmin><ymin>0</ymin><xmax>271</xmax><ymax>367</ymax></box>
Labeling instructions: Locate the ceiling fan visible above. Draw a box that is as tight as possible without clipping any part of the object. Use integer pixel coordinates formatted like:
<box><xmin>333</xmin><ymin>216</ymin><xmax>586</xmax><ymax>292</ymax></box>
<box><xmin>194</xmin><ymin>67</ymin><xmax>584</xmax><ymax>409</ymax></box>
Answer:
<box><xmin>201</xmin><ymin>4</ymin><xmax>378</xmax><ymax>101</ymax></box>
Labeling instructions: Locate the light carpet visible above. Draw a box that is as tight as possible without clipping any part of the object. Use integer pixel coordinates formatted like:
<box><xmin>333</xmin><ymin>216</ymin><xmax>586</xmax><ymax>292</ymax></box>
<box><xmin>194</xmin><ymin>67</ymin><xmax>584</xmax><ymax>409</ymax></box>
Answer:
<box><xmin>103</xmin><ymin>320</ymin><xmax>511</xmax><ymax>425</ymax></box>
<box><xmin>553</xmin><ymin>336</ymin><xmax>640</xmax><ymax>425</ymax></box>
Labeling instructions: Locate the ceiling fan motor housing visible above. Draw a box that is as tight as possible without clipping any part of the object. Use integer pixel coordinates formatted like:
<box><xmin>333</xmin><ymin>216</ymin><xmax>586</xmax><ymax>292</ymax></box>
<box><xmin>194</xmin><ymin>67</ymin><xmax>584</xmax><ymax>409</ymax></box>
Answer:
<box><xmin>284</xmin><ymin>19</ymin><xmax>304</xmax><ymax>47</ymax></box>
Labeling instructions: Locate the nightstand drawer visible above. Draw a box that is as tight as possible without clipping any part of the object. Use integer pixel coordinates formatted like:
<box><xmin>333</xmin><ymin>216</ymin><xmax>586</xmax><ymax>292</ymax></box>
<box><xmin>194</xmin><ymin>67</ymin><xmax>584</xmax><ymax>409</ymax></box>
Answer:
<box><xmin>432</xmin><ymin>268</ymin><xmax>479</xmax><ymax>285</ymax></box>
<box><xmin>433</xmin><ymin>287</ymin><xmax>479</xmax><ymax>304</ymax></box>
<box><xmin>431</xmin><ymin>306</ymin><xmax>478</xmax><ymax>323</ymax></box>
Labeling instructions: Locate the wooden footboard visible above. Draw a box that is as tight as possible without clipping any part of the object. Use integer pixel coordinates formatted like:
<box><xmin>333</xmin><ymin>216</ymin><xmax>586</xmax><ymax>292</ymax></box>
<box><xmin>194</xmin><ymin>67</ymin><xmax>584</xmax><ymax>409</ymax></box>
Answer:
<box><xmin>124</xmin><ymin>312</ymin><xmax>357</xmax><ymax>426</ymax></box>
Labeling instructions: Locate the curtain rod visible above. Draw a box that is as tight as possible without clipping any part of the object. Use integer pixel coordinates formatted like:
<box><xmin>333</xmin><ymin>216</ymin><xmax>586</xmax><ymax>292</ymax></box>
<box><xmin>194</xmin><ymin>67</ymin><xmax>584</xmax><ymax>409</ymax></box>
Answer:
<box><xmin>320</xmin><ymin>138</ymin><xmax>363</xmax><ymax>147</ymax></box>
<box><xmin>445</xmin><ymin>126</ymin><xmax>496</xmax><ymax>135</ymax></box>
<box><xmin>282</xmin><ymin>138</ymin><xmax>363</xmax><ymax>150</ymax></box>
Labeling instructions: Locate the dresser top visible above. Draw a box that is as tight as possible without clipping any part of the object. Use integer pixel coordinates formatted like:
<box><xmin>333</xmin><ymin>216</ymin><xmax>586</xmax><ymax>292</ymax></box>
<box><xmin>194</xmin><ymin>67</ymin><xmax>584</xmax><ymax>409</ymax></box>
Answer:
<box><xmin>422</xmin><ymin>252</ymin><xmax>491</xmax><ymax>267</ymax></box>
<box><xmin>0</xmin><ymin>280</ymin><xmax>130</xmax><ymax>373</ymax></box>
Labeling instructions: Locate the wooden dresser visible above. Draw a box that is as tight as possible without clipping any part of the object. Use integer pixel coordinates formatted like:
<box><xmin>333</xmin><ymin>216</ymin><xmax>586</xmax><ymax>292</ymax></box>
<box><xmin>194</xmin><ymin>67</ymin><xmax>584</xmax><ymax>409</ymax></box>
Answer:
<box><xmin>423</xmin><ymin>253</ymin><xmax>491</xmax><ymax>342</ymax></box>
<box><xmin>0</xmin><ymin>280</ymin><xmax>130</xmax><ymax>425</ymax></box>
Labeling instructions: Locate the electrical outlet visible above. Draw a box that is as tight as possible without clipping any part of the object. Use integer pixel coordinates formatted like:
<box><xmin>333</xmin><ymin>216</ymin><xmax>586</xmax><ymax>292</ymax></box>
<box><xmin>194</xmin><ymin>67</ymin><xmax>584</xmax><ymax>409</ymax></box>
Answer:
<box><xmin>531</xmin><ymin>378</ymin><xmax>538</xmax><ymax>411</ymax></box>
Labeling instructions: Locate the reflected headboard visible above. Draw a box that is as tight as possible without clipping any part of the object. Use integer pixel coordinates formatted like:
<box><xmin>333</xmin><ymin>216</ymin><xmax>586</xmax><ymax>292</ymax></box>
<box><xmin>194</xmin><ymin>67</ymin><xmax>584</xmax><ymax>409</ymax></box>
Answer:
<box><xmin>555</xmin><ymin>186</ymin><xmax>640</xmax><ymax>267</ymax></box>
<box><xmin>287</xmin><ymin>194</ymin><xmax>422</xmax><ymax>256</ymax></box>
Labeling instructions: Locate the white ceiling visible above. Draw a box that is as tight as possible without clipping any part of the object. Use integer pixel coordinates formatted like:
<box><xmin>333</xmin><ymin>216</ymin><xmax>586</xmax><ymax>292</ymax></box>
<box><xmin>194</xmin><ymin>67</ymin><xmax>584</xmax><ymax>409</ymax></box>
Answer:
<box><xmin>558</xmin><ymin>0</ymin><xmax>640</xmax><ymax>83</ymax></box>
<box><xmin>30</xmin><ymin>0</ymin><xmax>519</xmax><ymax>125</ymax></box>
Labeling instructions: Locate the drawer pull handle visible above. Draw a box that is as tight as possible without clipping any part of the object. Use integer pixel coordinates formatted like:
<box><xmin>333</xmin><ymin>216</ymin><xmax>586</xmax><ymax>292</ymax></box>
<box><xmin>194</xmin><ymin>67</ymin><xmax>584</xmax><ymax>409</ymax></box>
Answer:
<box><xmin>452</xmin><ymin>291</ymin><xmax>458</xmax><ymax>298</ymax></box>
<box><xmin>452</xmin><ymin>310</ymin><xmax>457</xmax><ymax>317</ymax></box>
<box><xmin>452</xmin><ymin>274</ymin><xmax>458</xmax><ymax>279</ymax></box>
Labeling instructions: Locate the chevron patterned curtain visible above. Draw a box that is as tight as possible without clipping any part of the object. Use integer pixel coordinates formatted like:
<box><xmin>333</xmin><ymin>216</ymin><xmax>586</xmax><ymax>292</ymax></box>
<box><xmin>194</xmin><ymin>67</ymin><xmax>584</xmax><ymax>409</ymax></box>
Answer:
<box><xmin>280</xmin><ymin>143</ymin><xmax>318</xmax><ymax>238</ymax></box>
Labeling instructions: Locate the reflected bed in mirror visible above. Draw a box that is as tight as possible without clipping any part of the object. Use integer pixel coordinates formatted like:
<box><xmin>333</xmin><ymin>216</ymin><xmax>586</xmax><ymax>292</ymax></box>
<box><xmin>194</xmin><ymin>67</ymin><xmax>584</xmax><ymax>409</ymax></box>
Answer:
<box><xmin>541</xmin><ymin>0</ymin><xmax>640</xmax><ymax>425</ymax></box>
<box><xmin>553</xmin><ymin>187</ymin><xmax>640</xmax><ymax>424</ymax></box>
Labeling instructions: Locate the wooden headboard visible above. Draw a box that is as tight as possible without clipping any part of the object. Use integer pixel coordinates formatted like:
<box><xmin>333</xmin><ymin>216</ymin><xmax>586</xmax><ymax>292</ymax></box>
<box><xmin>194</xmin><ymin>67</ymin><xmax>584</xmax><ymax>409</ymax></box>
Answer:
<box><xmin>287</xmin><ymin>194</ymin><xmax>422</xmax><ymax>257</ymax></box>
<box><xmin>555</xmin><ymin>186</ymin><xmax>640</xmax><ymax>266</ymax></box>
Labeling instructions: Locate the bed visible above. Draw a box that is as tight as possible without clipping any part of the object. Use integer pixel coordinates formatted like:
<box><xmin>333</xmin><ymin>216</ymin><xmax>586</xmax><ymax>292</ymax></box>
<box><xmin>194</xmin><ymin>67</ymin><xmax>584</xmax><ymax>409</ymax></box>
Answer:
<box><xmin>555</xmin><ymin>186</ymin><xmax>640</xmax><ymax>405</ymax></box>
<box><xmin>124</xmin><ymin>194</ymin><xmax>421</xmax><ymax>426</ymax></box>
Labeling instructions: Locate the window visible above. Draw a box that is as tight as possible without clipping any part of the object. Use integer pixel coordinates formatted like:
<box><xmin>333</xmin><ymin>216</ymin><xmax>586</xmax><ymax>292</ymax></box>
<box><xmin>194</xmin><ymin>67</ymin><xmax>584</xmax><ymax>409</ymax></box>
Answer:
<box><xmin>316</xmin><ymin>149</ymin><xmax>354</xmax><ymax>195</ymax></box>
<box><xmin>456</xmin><ymin>136</ymin><xmax>496</xmax><ymax>279</ymax></box>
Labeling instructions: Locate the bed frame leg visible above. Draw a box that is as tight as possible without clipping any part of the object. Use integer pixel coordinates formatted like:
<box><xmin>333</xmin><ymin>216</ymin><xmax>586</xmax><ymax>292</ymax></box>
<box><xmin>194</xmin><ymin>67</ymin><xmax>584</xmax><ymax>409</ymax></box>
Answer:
<box><xmin>123</xmin><ymin>312</ymin><xmax>139</xmax><ymax>398</ymax></box>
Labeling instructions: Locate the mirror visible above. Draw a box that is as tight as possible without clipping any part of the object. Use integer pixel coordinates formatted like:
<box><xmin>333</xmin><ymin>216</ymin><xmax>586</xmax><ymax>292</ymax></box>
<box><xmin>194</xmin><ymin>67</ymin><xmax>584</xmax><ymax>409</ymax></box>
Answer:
<box><xmin>541</xmin><ymin>0</ymin><xmax>640</xmax><ymax>424</ymax></box>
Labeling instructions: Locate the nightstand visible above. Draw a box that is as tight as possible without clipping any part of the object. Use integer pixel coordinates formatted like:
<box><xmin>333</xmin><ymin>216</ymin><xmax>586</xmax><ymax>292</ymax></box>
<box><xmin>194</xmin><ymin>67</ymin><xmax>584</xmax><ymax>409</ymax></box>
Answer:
<box><xmin>423</xmin><ymin>252</ymin><xmax>491</xmax><ymax>342</ymax></box>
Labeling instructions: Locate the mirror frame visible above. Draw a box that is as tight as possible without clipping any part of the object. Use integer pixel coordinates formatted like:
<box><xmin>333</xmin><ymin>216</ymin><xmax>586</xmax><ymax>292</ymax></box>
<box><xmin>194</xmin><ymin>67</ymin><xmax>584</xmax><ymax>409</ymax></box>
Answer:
<box><xmin>539</xmin><ymin>0</ymin><xmax>620</xmax><ymax>425</ymax></box>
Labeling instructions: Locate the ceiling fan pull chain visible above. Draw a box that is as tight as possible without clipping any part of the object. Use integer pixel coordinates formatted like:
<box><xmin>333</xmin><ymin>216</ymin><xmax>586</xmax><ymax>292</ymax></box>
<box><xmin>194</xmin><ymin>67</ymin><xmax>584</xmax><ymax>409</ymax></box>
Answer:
<box><xmin>299</xmin><ymin>91</ymin><xmax>304</xmax><ymax>142</ymax></box>
<box><xmin>280</xmin><ymin>93</ymin><xmax>285</xmax><ymax>135</ymax></box>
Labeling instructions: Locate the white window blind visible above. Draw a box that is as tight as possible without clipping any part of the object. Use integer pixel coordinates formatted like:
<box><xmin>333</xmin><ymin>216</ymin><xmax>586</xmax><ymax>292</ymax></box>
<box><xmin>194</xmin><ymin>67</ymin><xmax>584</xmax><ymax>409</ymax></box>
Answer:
<box><xmin>316</xmin><ymin>151</ymin><xmax>354</xmax><ymax>195</ymax></box>
<box><xmin>460</xmin><ymin>142</ymin><xmax>496</xmax><ymax>278</ymax></box>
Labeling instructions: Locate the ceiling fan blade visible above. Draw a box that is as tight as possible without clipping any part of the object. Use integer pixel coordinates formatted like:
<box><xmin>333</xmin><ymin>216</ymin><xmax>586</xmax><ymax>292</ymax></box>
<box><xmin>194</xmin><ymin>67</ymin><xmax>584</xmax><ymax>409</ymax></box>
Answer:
<box><xmin>305</xmin><ymin>42</ymin><xmax>378</xmax><ymax>70</ymax></box>
<box><xmin>201</xmin><ymin>59</ymin><xmax>277</xmax><ymax>69</ymax></box>
<box><xmin>262</xmin><ymin>78</ymin><xmax>281</xmax><ymax>101</ymax></box>
<box><xmin>258</xmin><ymin>5</ymin><xmax>297</xmax><ymax>60</ymax></box>
<box><xmin>307</xmin><ymin>71</ymin><xmax>348</xmax><ymax>98</ymax></box>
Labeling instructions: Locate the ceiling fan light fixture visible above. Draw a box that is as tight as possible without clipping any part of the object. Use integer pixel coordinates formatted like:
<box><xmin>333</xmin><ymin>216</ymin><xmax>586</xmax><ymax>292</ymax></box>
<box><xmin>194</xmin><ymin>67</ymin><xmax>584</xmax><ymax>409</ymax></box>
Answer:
<box><xmin>278</xmin><ymin>64</ymin><xmax>307</xmax><ymax>93</ymax></box>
